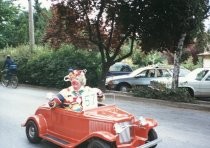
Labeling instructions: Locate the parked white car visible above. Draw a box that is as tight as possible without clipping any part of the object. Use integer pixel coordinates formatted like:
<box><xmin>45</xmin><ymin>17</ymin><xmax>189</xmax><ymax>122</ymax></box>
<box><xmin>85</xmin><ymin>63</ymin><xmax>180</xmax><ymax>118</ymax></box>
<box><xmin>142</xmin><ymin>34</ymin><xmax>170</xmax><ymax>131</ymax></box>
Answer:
<box><xmin>106</xmin><ymin>65</ymin><xmax>190</xmax><ymax>92</ymax></box>
<box><xmin>179</xmin><ymin>68</ymin><xmax>210</xmax><ymax>98</ymax></box>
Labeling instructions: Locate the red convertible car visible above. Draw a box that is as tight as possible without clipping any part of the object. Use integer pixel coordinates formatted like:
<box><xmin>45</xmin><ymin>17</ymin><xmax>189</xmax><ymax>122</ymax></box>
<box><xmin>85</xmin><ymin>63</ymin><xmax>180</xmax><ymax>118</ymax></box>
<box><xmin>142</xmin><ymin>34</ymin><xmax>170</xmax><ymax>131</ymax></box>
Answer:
<box><xmin>22</xmin><ymin>94</ymin><xmax>161</xmax><ymax>148</ymax></box>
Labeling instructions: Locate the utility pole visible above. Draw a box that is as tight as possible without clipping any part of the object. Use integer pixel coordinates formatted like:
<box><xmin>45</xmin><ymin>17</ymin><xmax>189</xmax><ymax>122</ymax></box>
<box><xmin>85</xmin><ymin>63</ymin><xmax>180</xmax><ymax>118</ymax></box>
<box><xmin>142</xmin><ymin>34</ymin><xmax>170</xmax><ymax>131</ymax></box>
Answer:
<box><xmin>28</xmin><ymin>0</ymin><xmax>35</xmax><ymax>52</ymax></box>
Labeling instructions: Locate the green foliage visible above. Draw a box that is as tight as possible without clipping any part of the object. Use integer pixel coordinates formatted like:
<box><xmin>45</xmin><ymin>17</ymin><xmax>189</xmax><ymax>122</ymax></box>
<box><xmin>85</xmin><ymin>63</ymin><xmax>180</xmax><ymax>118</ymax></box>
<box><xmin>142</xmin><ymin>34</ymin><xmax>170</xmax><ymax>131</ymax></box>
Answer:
<box><xmin>132</xmin><ymin>86</ymin><xmax>196</xmax><ymax>103</ymax></box>
<box><xmin>0</xmin><ymin>44</ymin><xmax>100</xmax><ymax>88</ymax></box>
<box><xmin>195</xmin><ymin>31</ymin><xmax>210</xmax><ymax>55</ymax></box>
<box><xmin>33</xmin><ymin>0</ymin><xmax>51</xmax><ymax>44</ymax></box>
<box><xmin>0</xmin><ymin>0</ymin><xmax>19</xmax><ymax>48</ymax></box>
<box><xmin>181</xmin><ymin>56</ymin><xmax>202</xmax><ymax>71</ymax></box>
<box><xmin>132</xmin><ymin>49</ymin><xmax>166</xmax><ymax>66</ymax></box>
<box><xmin>12</xmin><ymin>12</ymin><xmax>29</xmax><ymax>45</ymax></box>
<box><xmin>0</xmin><ymin>0</ymin><xmax>51</xmax><ymax>49</ymax></box>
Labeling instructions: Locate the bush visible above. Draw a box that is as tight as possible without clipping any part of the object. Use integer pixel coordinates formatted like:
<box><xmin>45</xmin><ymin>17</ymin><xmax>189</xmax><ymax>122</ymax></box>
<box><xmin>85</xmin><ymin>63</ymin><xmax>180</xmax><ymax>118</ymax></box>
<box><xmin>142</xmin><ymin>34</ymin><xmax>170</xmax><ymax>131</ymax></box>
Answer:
<box><xmin>132</xmin><ymin>85</ymin><xmax>196</xmax><ymax>103</ymax></box>
<box><xmin>0</xmin><ymin>44</ymin><xmax>101</xmax><ymax>88</ymax></box>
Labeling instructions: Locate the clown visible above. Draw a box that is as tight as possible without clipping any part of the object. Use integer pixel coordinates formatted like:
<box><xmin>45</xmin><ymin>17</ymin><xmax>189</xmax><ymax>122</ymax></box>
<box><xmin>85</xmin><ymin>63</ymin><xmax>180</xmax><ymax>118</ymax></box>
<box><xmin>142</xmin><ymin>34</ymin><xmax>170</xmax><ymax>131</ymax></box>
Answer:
<box><xmin>49</xmin><ymin>69</ymin><xmax>105</xmax><ymax>112</ymax></box>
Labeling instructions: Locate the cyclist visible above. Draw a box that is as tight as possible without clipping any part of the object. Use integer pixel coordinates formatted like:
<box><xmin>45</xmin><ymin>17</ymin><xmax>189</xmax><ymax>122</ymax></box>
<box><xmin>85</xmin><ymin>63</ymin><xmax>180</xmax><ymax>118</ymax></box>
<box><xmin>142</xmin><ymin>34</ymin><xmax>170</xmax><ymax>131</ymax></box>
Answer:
<box><xmin>3</xmin><ymin>55</ymin><xmax>13</xmax><ymax>69</ymax></box>
<box><xmin>2</xmin><ymin>55</ymin><xmax>17</xmax><ymax>79</ymax></box>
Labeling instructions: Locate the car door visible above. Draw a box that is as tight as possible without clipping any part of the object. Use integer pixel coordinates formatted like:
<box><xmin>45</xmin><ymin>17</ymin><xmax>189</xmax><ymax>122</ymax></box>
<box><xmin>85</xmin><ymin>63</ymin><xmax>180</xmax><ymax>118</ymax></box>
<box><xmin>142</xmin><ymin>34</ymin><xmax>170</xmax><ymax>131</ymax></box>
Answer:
<box><xmin>50</xmin><ymin>108</ymin><xmax>72</xmax><ymax>134</ymax></box>
<box><xmin>199</xmin><ymin>71</ymin><xmax>210</xmax><ymax>97</ymax></box>
<box><xmin>50</xmin><ymin>108</ymin><xmax>88</xmax><ymax>140</ymax></box>
<box><xmin>134</xmin><ymin>69</ymin><xmax>156</xmax><ymax>86</ymax></box>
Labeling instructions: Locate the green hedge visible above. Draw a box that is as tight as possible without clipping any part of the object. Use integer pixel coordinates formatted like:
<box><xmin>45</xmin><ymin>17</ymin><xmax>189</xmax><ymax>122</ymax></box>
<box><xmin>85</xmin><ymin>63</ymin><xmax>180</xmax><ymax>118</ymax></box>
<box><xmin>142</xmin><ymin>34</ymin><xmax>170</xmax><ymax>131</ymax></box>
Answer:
<box><xmin>0</xmin><ymin>44</ymin><xmax>100</xmax><ymax>88</ymax></box>
<box><xmin>132</xmin><ymin>86</ymin><xmax>196</xmax><ymax>103</ymax></box>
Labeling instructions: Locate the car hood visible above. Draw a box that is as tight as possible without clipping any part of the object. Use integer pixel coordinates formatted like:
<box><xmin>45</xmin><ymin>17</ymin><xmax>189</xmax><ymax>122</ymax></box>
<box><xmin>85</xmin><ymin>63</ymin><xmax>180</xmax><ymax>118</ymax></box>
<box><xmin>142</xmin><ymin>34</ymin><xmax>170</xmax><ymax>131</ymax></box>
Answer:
<box><xmin>84</xmin><ymin>105</ymin><xmax>133</xmax><ymax>121</ymax></box>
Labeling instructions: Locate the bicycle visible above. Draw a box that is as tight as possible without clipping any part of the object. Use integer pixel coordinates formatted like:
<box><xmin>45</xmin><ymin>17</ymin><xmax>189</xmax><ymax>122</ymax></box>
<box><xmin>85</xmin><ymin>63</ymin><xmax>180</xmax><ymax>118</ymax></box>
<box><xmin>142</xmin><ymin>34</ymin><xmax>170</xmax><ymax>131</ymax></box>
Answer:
<box><xmin>1</xmin><ymin>69</ymin><xmax>18</xmax><ymax>88</ymax></box>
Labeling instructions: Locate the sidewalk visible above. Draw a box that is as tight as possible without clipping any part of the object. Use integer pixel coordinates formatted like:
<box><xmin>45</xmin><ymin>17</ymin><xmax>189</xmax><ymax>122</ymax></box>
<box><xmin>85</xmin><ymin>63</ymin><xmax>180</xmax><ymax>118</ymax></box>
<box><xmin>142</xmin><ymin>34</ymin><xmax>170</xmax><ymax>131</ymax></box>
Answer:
<box><xmin>105</xmin><ymin>90</ymin><xmax>210</xmax><ymax>112</ymax></box>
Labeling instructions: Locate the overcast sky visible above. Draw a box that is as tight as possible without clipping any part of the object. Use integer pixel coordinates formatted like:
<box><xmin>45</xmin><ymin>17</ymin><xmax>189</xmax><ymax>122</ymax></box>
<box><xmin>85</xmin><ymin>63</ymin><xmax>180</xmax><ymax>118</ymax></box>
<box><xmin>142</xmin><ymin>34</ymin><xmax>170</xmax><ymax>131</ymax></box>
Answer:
<box><xmin>13</xmin><ymin>0</ymin><xmax>53</xmax><ymax>10</ymax></box>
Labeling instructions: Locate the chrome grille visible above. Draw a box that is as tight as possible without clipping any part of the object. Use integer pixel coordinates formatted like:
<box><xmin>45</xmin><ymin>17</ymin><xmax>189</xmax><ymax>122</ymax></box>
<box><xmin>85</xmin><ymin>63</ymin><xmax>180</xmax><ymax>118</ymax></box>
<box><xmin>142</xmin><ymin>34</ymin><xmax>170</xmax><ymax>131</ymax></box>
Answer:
<box><xmin>89</xmin><ymin>120</ymin><xmax>112</xmax><ymax>133</ymax></box>
<box><xmin>118</xmin><ymin>121</ymin><xmax>132</xmax><ymax>143</ymax></box>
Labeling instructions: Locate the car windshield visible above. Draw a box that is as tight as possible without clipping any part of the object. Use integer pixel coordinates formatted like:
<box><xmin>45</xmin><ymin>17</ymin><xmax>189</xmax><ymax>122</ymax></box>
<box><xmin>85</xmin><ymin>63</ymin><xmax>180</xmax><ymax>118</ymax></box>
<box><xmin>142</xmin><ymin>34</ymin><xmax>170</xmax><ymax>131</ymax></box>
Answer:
<box><xmin>195</xmin><ymin>70</ymin><xmax>209</xmax><ymax>81</ymax></box>
<box><xmin>129</xmin><ymin>68</ymin><xmax>145</xmax><ymax>77</ymax></box>
<box><xmin>109</xmin><ymin>63</ymin><xmax>132</xmax><ymax>72</ymax></box>
<box><xmin>185</xmin><ymin>68</ymin><xmax>204</xmax><ymax>80</ymax></box>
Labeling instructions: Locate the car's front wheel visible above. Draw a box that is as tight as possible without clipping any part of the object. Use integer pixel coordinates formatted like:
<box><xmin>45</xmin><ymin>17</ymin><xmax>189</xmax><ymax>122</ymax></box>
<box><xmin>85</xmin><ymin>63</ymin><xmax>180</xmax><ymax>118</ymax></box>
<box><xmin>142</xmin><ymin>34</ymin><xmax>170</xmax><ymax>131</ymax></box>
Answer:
<box><xmin>187</xmin><ymin>88</ymin><xmax>194</xmax><ymax>97</ymax></box>
<box><xmin>117</xmin><ymin>83</ymin><xmax>131</xmax><ymax>92</ymax></box>
<box><xmin>146</xmin><ymin>129</ymin><xmax>158</xmax><ymax>148</ymax></box>
<box><xmin>87</xmin><ymin>139</ymin><xmax>111</xmax><ymax>148</ymax></box>
<box><xmin>26</xmin><ymin>120</ymin><xmax>42</xmax><ymax>143</ymax></box>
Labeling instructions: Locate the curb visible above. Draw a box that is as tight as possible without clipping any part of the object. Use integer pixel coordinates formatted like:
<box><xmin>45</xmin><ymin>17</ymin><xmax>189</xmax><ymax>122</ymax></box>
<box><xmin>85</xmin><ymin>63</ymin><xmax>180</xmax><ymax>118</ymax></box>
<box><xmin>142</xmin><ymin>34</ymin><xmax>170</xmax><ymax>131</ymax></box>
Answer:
<box><xmin>105</xmin><ymin>90</ymin><xmax>210</xmax><ymax>112</ymax></box>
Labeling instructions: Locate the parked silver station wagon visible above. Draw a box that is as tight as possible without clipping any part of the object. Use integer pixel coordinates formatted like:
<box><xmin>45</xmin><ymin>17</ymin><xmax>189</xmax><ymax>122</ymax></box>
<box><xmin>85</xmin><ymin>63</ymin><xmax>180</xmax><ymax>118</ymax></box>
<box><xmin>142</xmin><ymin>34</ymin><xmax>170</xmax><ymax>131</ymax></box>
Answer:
<box><xmin>106</xmin><ymin>65</ymin><xmax>190</xmax><ymax>92</ymax></box>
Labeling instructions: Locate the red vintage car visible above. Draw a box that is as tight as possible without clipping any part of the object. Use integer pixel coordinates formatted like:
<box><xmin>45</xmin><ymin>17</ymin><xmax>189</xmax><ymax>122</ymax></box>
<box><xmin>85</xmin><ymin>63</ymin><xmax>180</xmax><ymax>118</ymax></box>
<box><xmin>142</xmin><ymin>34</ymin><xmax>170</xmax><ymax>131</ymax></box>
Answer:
<box><xmin>22</xmin><ymin>94</ymin><xmax>161</xmax><ymax>148</ymax></box>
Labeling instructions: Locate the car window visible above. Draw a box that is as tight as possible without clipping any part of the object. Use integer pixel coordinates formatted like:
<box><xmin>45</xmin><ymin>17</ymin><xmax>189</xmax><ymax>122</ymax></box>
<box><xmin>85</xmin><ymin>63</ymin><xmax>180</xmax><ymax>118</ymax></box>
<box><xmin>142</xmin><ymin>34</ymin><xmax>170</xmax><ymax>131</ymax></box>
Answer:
<box><xmin>195</xmin><ymin>70</ymin><xmax>209</xmax><ymax>81</ymax></box>
<box><xmin>137</xmin><ymin>69</ymin><xmax>155</xmax><ymax>78</ymax></box>
<box><xmin>148</xmin><ymin>69</ymin><xmax>155</xmax><ymax>77</ymax></box>
<box><xmin>109</xmin><ymin>64</ymin><xmax>121</xmax><ymax>71</ymax></box>
<box><xmin>120</xmin><ymin>65</ymin><xmax>132</xmax><ymax>72</ymax></box>
<box><xmin>136</xmin><ymin>70</ymin><xmax>153</xmax><ymax>78</ymax></box>
<box><xmin>205</xmin><ymin>75</ymin><xmax>210</xmax><ymax>81</ymax></box>
<box><xmin>157</xmin><ymin>69</ymin><xmax>171</xmax><ymax>77</ymax></box>
<box><xmin>136</xmin><ymin>70</ymin><xmax>147</xmax><ymax>78</ymax></box>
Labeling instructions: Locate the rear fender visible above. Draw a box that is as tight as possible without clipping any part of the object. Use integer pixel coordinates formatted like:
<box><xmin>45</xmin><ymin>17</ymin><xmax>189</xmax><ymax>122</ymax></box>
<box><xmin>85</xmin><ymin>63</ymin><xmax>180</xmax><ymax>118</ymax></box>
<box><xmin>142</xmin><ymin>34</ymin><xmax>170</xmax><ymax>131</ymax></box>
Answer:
<box><xmin>22</xmin><ymin>114</ymin><xmax>47</xmax><ymax>136</ymax></box>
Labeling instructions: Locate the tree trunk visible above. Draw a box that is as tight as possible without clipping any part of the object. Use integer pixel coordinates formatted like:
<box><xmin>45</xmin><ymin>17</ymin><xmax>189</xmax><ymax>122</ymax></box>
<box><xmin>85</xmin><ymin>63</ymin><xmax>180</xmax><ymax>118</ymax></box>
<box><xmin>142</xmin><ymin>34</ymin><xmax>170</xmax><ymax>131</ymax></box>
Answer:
<box><xmin>172</xmin><ymin>33</ymin><xmax>186</xmax><ymax>89</ymax></box>
<box><xmin>98</xmin><ymin>63</ymin><xmax>110</xmax><ymax>91</ymax></box>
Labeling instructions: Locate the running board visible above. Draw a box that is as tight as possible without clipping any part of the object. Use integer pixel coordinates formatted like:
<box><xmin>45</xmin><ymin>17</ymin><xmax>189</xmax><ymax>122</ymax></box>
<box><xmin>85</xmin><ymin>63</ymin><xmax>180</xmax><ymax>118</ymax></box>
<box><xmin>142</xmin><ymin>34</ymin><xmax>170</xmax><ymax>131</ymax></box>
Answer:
<box><xmin>43</xmin><ymin>134</ymin><xmax>70</xmax><ymax>145</ymax></box>
<box><xmin>138</xmin><ymin>138</ymin><xmax>162</xmax><ymax>148</ymax></box>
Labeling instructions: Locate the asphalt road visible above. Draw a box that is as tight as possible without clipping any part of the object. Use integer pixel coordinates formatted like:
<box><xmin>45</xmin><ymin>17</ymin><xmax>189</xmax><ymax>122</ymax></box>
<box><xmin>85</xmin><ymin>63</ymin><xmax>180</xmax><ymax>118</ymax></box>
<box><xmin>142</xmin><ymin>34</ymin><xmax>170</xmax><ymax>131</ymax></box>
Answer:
<box><xmin>0</xmin><ymin>85</ymin><xmax>210</xmax><ymax>148</ymax></box>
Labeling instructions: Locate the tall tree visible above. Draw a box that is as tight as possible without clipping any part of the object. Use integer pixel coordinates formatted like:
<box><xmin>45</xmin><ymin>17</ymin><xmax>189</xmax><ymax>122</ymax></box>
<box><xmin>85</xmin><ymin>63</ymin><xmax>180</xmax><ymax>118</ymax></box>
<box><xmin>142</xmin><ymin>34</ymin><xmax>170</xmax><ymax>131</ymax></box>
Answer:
<box><xmin>12</xmin><ymin>11</ymin><xmax>29</xmax><ymax>45</ymax></box>
<box><xmin>34</xmin><ymin>0</ymin><xmax>51</xmax><ymax>44</ymax></box>
<box><xmin>137</xmin><ymin>0</ymin><xmax>209</xmax><ymax>89</ymax></box>
<box><xmin>43</xmin><ymin>0</ymin><xmax>144</xmax><ymax>89</ymax></box>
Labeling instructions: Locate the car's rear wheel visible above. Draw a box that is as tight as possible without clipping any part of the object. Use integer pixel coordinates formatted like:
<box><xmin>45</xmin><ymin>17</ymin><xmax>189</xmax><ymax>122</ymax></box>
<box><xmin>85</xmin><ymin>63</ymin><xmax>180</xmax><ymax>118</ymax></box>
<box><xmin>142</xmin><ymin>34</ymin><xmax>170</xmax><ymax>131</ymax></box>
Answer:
<box><xmin>87</xmin><ymin>139</ymin><xmax>111</xmax><ymax>148</ymax></box>
<box><xmin>146</xmin><ymin>129</ymin><xmax>158</xmax><ymax>148</ymax></box>
<box><xmin>26</xmin><ymin>120</ymin><xmax>42</xmax><ymax>143</ymax></box>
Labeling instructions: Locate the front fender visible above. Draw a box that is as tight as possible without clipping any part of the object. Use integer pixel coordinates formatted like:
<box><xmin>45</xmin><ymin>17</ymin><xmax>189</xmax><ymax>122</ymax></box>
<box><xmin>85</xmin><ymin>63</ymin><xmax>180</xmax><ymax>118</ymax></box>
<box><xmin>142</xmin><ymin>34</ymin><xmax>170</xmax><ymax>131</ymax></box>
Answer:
<box><xmin>146</xmin><ymin>118</ymin><xmax>158</xmax><ymax>128</ymax></box>
<box><xmin>81</xmin><ymin>131</ymin><xmax>117</xmax><ymax>143</ymax></box>
<box><xmin>133</xmin><ymin>118</ymin><xmax>158</xmax><ymax>140</ymax></box>
<box><xmin>22</xmin><ymin>114</ymin><xmax>47</xmax><ymax>136</ymax></box>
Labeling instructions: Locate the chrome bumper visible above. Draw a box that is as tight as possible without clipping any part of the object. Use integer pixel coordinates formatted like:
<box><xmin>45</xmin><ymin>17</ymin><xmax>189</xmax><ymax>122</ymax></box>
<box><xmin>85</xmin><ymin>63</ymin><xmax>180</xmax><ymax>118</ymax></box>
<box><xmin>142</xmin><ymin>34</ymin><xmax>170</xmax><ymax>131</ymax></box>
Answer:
<box><xmin>138</xmin><ymin>138</ymin><xmax>162</xmax><ymax>148</ymax></box>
